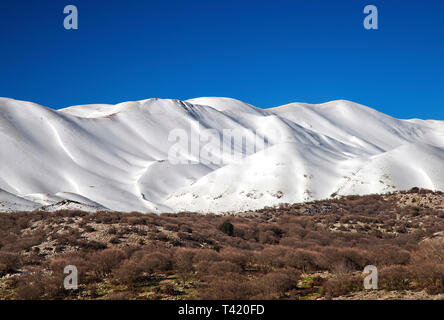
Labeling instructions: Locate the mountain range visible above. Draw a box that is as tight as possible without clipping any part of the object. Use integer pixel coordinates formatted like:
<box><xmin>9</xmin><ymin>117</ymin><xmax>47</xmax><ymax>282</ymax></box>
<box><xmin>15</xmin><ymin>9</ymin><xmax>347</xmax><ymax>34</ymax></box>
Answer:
<box><xmin>1</xmin><ymin>96</ymin><xmax>443</xmax><ymax>213</ymax></box>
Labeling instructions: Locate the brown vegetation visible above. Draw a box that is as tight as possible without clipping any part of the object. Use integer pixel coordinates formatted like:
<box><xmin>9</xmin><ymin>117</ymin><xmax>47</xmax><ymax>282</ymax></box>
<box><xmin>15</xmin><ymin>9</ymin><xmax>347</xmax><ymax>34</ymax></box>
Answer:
<box><xmin>0</xmin><ymin>188</ymin><xmax>443</xmax><ymax>299</ymax></box>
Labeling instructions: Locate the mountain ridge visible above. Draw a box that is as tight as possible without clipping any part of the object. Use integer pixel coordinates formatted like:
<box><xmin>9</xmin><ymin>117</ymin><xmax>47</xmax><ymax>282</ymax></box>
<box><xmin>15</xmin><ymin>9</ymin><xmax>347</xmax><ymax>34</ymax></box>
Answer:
<box><xmin>0</xmin><ymin>96</ymin><xmax>443</xmax><ymax>213</ymax></box>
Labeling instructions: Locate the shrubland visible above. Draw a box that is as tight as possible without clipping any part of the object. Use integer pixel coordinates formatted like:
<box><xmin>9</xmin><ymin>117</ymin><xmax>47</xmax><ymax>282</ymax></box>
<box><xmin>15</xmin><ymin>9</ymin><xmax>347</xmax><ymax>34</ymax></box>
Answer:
<box><xmin>0</xmin><ymin>188</ymin><xmax>443</xmax><ymax>299</ymax></box>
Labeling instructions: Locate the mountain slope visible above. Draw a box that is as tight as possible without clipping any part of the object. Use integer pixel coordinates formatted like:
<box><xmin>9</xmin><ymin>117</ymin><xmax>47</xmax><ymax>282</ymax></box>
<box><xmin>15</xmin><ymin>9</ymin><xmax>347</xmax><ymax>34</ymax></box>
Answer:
<box><xmin>0</xmin><ymin>96</ymin><xmax>443</xmax><ymax>213</ymax></box>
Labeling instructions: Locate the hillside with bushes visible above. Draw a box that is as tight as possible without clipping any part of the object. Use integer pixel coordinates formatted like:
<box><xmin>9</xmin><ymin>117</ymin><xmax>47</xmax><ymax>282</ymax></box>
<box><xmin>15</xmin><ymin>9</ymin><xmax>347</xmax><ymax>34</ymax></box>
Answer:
<box><xmin>0</xmin><ymin>188</ymin><xmax>443</xmax><ymax>300</ymax></box>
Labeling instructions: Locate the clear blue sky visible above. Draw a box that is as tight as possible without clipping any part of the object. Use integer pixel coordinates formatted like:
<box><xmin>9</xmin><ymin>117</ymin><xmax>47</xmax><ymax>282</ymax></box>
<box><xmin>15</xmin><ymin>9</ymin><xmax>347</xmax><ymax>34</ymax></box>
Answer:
<box><xmin>0</xmin><ymin>0</ymin><xmax>443</xmax><ymax>119</ymax></box>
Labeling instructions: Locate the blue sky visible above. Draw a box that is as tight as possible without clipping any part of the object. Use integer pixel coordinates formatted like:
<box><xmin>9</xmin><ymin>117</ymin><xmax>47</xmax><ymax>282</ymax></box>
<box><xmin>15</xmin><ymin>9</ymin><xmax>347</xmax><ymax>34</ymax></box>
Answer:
<box><xmin>0</xmin><ymin>0</ymin><xmax>443</xmax><ymax>119</ymax></box>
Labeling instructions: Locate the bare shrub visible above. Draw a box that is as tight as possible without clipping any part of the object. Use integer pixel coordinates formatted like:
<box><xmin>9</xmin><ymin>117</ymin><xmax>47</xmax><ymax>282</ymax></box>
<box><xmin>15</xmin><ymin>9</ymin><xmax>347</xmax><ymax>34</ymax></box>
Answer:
<box><xmin>320</xmin><ymin>247</ymin><xmax>369</xmax><ymax>271</ymax></box>
<box><xmin>367</xmin><ymin>245</ymin><xmax>411</xmax><ymax>266</ymax></box>
<box><xmin>257</xmin><ymin>268</ymin><xmax>300</xmax><ymax>296</ymax></box>
<box><xmin>89</xmin><ymin>248</ymin><xmax>126</xmax><ymax>277</ymax></box>
<box><xmin>0</xmin><ymin>251</ymin><xmax>21</xmax><ymax>275</ymax></box>
<box><xmin>193</xmin><ymin>249</ymin><xmax>221</xmax><ymax>264</ymax></box>
<box><xmin>107</xmin><ymin>291</ymin><xmax>130</xmax><ymax>300</ymax></box>
<box><xmin>409</xmin><ymin>240</ymin><xmax>444</xmax><ymax>293</ymax></box>
<box><xmin>379</xmin><ymin>265</ymin><xmax>412</xmax><ymax>290</ymax></box>
<box><xmin>255</xmin><ymin>247</ymin><xmax>288</xmax><ymax>270</ymax></box>
<box><xmin>15</xmin><ymin>269</ymin><xmax>63</xmax><ymax>300</ymax></box>
<box><xmin>113</xmin><ymin>260</ymin><xmax>144</xmax><ymax>286</ymax></box>
<box><xmin>139</xmin><ymin>252</ymin><xmax>173</xmax><ymax>273</ymax></box>
<box><xmin>175</xmin><ymin>249</ymin><xmax>195</xmax><ymax>282</ymax></box>
<box><xmin>285</xmin><ymin>249</ymin><xmax>324</xmax><ymax>272</ymax></box>
<box><xmin>323</xmin><ymin>274</ymin><xmax>363</xmax><ymax>298</ymax></box>
<box><xmin>197</xmin><ymin>274</ymin><xmax>257</xmax><ymax>300</ymax></box>
<box><xmin>220</xmin><ymin>249</ymin><xmax>251</xmax><ymax>270</ymax></box>
<box><xmin>127</xmin><ymin>216</ymin><xmax>147</xmax><ymax>226</ymax></box>
<box><xmin>412</xmin><ymin>240</ymin><xmax>444</xmax><ymax>264</ymax></box>
<box><xmin>159</xmin><ymin>282</ymin><xmax>176</xmax><ymax>295</ymax></box>
<box><xmin>208</xmin><ymin>261</ymin><xmax>242</xmax><ymax>276</ymax></box>
<box><xmin>16</xmin><ymin>279</ymin><xmax>44</xmax><ymax>300</ymax></box>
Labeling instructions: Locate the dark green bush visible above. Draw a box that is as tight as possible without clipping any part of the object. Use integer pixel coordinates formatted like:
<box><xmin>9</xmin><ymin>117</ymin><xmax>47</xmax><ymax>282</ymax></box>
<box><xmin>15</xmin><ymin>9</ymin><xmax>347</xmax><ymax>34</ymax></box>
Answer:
<box><xmin>218</xmin><ymin>220</ymin><xmax>234</xmax><ymax>236</ymax></box>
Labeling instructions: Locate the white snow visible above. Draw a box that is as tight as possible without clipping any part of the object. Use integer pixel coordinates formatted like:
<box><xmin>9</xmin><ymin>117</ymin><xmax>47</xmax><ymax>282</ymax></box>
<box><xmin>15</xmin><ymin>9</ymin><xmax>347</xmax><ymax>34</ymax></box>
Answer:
<box><xmin>0</xmin><ymin>96</ymin><xmax>443</xmax><ymax>213</ymax></box>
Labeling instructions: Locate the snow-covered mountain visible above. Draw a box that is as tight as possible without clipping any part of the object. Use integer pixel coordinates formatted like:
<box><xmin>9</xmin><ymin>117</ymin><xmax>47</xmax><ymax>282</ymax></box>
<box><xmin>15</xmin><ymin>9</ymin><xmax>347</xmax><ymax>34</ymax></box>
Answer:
<box><xmin>0</xmin><ymin>96</ymin><xmax>443</xmax><ymax>213</ymax></box>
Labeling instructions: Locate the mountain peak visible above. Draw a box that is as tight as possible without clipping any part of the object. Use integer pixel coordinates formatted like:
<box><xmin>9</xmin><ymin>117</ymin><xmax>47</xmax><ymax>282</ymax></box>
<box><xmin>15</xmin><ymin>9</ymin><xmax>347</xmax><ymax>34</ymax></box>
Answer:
<box><xmin>186</xmin><ymin>97</ymin><xmax>260</xmax><ymax>114</ymax></box>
